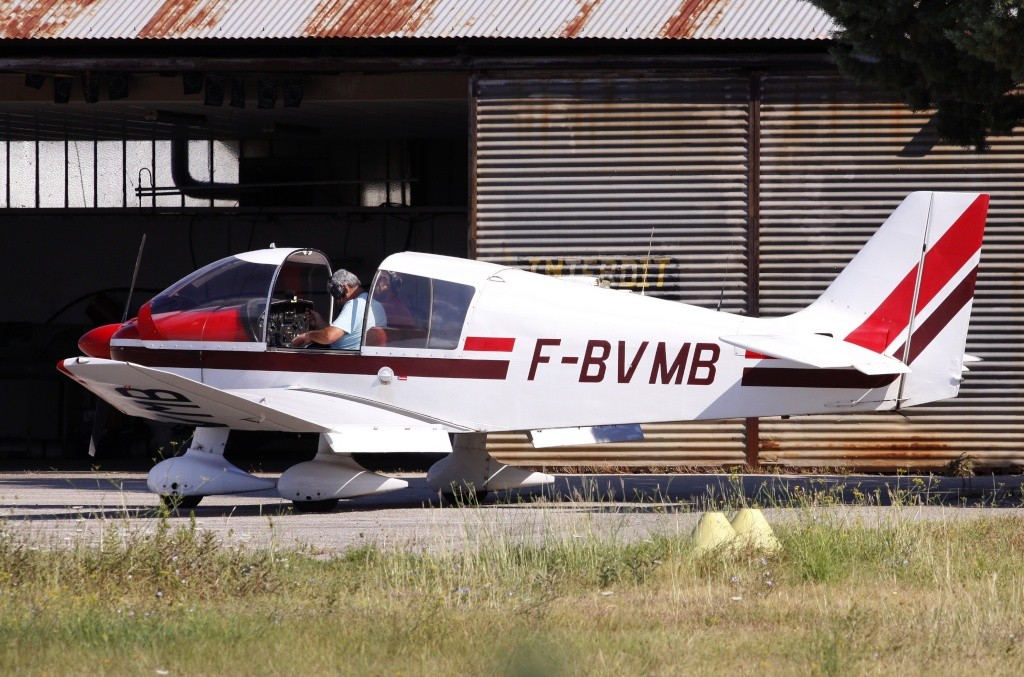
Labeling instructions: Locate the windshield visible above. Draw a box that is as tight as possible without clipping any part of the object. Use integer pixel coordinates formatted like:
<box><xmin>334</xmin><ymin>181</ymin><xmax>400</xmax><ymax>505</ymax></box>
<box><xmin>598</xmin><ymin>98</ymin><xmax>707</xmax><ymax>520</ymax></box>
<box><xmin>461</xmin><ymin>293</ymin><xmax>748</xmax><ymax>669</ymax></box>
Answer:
<box><xmin>143</xmin><ymin>250</ymin><xmax>334</xmax><ymax>345</ymax></box>
<box><xmin>151</xmin><ymin>257</ymin><xmax>277</xmax><ymax>315</ymax></box>
<box><xmin>146</xmin><ymin>256</ymin><xmax>277</xmax><ymax>343</ymax></box>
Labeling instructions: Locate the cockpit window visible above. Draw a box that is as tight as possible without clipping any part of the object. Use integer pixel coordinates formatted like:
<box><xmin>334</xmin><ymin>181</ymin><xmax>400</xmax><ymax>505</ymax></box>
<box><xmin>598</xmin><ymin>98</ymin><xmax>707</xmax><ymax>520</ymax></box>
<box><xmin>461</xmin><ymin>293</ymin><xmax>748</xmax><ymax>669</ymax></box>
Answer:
<box><xmin>367</xmin><ymin>271</ymin><xmax>475</xmax><ymax>350</ymax></box>
<box><xmin>266</xmin><ymin>253</ymin><xmax>332</xmax><ymax>347</ymax></box>
<box><xmin>428</xmin><ymin>279</ymin><xmax>475</xmax><ymax>349</ymax></box>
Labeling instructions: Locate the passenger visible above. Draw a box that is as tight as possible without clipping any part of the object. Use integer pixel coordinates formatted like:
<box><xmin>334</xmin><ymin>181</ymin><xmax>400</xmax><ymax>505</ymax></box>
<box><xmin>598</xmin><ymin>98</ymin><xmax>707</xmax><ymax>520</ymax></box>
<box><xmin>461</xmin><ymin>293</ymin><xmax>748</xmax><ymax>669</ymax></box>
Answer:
<box><xmin>290</xmin><ymin>269</ymin><xmax>386</xmax><ymax>350</ymax></box>
<box><xmin>374</xmin><ymin>271</ymin><xmax>414</xmax><ymax>329</ymax></box>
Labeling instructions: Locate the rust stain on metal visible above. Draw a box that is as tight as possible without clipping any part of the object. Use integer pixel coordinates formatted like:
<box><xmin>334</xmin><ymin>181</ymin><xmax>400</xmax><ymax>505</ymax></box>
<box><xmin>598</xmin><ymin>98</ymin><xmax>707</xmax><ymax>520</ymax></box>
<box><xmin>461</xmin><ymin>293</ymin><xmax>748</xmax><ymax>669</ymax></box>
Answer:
<box><xmin>0</xmin><ymin>0</ymin><xmax>94</xmax><ymax>39</ymax></box>
<box><xmin>660</xmin><ymin>0</ymin><xmax>719</xmax><ymax>38</ymax></box>
<box><xmin>765</xmin><ymin>440</ymin><xmax>951</xmax><ymax>455</ymax></box>
<box><xmin>139</xmin><ymin>0</ymin><xmax>229</xmax><ymax>38</ymax></box>
<box><xmin>563</xmin><ymin>0</ymin><xmax>603</xmax><ymax>38</ymax></box>
<box><xmin>696</xmin><ymin>0</ymin><xmax>730</xmax><ymax>34</ymax></box>
<box><xmin>303</xmin><ymin>0</ymin><xmax>441</xmax><ymax>37</ymax></box>
<box><xmin>838</xmin><ymin>440</ymin><xmax>950</xmax><ymax>454</ymax></box>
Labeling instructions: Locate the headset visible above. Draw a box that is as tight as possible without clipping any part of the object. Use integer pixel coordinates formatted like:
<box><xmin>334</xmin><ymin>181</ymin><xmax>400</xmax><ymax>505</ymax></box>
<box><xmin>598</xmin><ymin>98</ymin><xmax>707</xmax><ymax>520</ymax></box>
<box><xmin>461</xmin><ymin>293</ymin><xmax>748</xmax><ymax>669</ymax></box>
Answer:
<box><xmin>329</xmin><ymin>280</ymin><xmax>345</xmax><ymax>300</ymax></box>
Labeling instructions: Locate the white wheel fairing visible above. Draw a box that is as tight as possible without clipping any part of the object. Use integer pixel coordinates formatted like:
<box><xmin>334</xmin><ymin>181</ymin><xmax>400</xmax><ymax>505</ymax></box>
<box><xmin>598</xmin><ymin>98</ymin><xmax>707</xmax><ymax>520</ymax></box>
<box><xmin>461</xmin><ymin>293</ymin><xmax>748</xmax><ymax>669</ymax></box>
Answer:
<box><xmin>147</xmin><ymin>428</ymin><xmax>276</xmax><ymax>497</ymax></box>
<box><xmin>277</xmin><ymin>453</ymin><xmax>408</xmax><ymax>503</ymax></box>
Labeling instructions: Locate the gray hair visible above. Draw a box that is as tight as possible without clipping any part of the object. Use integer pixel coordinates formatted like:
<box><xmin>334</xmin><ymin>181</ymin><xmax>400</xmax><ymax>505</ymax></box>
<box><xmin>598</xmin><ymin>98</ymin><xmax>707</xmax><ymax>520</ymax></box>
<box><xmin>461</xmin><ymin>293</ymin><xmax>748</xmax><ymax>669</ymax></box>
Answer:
<box><xmin>330</xmin><ymin>269</ymin><xmax>361</xmax><ymax>288</ymax></box>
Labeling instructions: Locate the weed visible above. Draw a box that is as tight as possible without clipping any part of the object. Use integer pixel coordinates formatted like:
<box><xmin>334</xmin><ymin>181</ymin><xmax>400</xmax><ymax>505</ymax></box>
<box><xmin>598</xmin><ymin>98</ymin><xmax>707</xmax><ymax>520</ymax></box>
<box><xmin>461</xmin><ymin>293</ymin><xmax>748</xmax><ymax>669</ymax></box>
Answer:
<box><xmin>944</xmin><ymin>453</ymin><xmax>977</xmax><ymax>478</ymax></box>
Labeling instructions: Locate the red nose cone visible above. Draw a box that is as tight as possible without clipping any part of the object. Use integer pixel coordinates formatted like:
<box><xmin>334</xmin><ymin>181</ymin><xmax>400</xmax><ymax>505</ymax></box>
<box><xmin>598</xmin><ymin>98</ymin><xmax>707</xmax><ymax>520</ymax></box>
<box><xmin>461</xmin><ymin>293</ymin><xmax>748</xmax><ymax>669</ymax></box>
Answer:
<box><xmin>78</xmin><ymin>323</ymin><xmax>121</xmax><ymax>359</ymax></box>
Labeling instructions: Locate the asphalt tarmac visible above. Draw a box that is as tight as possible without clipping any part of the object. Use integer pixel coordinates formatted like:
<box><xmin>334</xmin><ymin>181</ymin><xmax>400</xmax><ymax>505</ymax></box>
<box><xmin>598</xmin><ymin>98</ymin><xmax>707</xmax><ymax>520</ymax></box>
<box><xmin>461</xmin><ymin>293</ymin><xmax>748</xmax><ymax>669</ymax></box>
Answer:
<box><xmin>1</xmin><ymin>471</ymin><xmax>1023</xmax><ymax>552</ymax></box>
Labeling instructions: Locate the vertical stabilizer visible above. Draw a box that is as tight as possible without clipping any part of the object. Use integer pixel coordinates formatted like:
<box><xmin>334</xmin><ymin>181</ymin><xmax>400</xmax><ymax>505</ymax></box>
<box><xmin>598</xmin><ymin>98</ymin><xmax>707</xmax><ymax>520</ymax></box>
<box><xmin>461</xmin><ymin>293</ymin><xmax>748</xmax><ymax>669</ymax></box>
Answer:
<box><xmin>801</xmin><ymin>191</ymin><xmax>988</xmax><ymax>406</ymax></box>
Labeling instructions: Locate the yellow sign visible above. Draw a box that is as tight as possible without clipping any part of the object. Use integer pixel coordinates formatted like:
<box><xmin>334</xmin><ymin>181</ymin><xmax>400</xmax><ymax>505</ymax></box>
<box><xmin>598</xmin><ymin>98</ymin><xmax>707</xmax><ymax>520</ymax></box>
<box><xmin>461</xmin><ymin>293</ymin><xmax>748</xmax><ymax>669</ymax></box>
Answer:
<box><xmin>522</xmin><ymin>257</ymin><xmax>672</xmax><ymax>289</ymax></box>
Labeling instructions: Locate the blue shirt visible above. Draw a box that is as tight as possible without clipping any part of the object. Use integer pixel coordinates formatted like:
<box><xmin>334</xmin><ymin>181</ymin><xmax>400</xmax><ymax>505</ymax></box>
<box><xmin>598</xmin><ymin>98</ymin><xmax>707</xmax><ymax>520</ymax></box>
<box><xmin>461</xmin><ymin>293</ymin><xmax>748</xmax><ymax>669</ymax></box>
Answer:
<box><xmin>329</xmin><ymin>292</ymin><xmax>386</xmax><ymax>350</ymax></box>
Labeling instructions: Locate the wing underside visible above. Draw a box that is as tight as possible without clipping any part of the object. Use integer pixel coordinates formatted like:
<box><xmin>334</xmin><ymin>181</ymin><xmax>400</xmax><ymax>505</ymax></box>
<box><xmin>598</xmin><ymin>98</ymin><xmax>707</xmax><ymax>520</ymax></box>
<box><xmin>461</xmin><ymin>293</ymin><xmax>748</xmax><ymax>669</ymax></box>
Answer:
<box><xmin>58</xmin><ymin>357</ymin><xmax>467</xmax><ymax>444</ymax></box>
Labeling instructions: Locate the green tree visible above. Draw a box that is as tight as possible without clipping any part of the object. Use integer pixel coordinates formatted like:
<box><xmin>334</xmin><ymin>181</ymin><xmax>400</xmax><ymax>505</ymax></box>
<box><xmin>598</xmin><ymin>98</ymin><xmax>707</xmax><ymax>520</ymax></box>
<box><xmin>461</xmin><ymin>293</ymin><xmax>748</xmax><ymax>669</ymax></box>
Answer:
<box><xmin>810</xmin><ymin>0</ymin><xmax>1024</xmax><ymax>150</ymax></box>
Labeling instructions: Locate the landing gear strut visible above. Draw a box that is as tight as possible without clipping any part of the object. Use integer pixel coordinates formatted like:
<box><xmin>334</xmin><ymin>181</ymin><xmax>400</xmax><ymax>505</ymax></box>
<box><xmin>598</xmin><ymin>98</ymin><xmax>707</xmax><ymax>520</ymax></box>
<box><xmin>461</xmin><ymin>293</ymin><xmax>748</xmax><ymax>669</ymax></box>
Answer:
<box><xmin>427</xmin><ymin>433</ymin><xmax>553</xmax><ymax>502</ymax></box>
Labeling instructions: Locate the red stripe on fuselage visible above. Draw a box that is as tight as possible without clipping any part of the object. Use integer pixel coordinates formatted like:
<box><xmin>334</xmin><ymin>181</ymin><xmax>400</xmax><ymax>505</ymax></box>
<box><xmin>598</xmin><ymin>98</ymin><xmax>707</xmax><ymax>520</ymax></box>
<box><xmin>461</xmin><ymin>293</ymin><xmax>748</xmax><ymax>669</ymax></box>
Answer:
<box><xmin>844</xmin><ymin>194</ymin><xmax>987</xmax><ymax>350</ymax></box>
<box><xmin>110</xmin><ymin>346</ymin><xmax>510</xmax><ymax>380</ymax></box>
<box><xmin>464</xmin><ymin>336</ymin><xmax>516</xmax><ymax>352</ymax></box>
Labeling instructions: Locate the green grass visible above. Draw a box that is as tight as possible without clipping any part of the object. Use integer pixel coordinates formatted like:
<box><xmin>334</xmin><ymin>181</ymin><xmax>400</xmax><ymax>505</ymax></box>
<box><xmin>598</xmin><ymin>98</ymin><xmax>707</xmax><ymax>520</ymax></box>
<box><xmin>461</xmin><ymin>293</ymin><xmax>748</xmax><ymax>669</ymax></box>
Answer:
<box><xmin>2</xmin><ymin>511</ymin><xmax>1024</xmax><ymax>675</ymax></box>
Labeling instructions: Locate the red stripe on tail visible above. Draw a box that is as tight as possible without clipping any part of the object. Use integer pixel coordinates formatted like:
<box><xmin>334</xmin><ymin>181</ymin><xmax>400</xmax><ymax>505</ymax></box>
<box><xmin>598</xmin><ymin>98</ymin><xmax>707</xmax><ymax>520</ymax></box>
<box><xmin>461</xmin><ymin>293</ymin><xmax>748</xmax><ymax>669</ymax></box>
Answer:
<box><xmin>844</xmin><ymin>194</ymin><xmax>987</xmax><ymax>350</ymax></box>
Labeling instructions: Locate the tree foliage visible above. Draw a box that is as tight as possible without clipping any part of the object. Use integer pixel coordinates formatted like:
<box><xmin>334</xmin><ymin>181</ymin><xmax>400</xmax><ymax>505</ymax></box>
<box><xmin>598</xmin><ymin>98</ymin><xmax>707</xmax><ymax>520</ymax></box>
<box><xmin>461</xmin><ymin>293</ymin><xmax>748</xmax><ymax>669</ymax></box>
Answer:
<box><xmin>809</xmin><ymin>0</ymin><xmax>1024</xmax><ymax>150</ymax></box>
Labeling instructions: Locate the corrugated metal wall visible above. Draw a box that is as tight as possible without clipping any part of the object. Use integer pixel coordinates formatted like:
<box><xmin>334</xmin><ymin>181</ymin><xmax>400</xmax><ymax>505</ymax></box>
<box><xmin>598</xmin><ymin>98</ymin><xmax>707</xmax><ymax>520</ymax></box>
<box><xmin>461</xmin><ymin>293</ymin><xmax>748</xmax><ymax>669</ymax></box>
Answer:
<box><xmin>473</xmin><ymin>76</ymin><xmax>751</xmax><ymax>467</ymax></box>
<box><xmin>472</xmin><ymin>72</ymin><xmax>1024</xmax><ymax>471</ymax></box>
<box><xmin>756</xmin><ymin>75</ymin><xmax>1024</xmax><ymax>470</ymax></box>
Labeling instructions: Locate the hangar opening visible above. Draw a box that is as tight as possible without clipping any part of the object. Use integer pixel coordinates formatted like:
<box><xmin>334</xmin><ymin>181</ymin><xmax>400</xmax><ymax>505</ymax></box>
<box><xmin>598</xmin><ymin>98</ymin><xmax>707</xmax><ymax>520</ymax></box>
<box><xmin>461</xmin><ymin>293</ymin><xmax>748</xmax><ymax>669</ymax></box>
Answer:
<box><xmin>0</xmin><ymin>71</ymin><xmax>470</xmax><ymax>461</ymax></box>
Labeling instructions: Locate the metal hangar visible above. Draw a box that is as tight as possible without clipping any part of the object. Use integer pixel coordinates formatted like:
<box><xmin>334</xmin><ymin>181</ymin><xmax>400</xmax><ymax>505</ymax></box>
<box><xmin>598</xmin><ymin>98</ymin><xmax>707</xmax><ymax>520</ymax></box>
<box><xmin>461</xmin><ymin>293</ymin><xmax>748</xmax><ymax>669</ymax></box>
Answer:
<box><xmin>0</xmin><ymin>0</ymin><xmax>1020</xmax><ymax>471</ymax></box>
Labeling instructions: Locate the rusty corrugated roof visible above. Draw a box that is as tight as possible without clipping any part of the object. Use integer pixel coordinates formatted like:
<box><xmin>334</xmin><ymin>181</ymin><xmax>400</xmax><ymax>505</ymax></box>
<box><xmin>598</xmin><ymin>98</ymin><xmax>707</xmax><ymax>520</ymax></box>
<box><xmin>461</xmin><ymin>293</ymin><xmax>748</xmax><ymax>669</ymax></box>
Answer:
<box><xmin>0</xmin><ymin>0</ymin><xmax>836</xmax><ymax>40</ymax></box>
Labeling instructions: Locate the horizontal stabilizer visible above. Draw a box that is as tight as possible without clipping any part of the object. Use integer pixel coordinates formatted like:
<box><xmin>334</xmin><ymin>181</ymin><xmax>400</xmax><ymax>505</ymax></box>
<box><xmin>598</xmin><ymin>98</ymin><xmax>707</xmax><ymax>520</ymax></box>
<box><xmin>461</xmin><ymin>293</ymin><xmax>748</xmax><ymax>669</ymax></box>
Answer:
<box><xmin>529</xmin><ymin>424</ymin><xmax>644</xmax><ymax>448</ymax></box>
<box><xmin>961</xmin><ymin>354</ymin><xmax>983</xmax><ymax>373</ymax></box>
<box><xmin>720</xmin><ymin>334</ymin><xmax>911</xmax><ymax>376</ymax></box>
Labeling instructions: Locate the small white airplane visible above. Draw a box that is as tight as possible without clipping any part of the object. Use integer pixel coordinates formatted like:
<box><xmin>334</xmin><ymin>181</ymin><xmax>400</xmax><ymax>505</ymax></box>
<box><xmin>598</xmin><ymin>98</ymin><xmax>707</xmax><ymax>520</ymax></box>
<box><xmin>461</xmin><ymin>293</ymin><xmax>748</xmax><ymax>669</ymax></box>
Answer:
<box><xmin>59</xmin><ymin>191</ymin><xmax>988</xmax><ymax>511</ymax></box>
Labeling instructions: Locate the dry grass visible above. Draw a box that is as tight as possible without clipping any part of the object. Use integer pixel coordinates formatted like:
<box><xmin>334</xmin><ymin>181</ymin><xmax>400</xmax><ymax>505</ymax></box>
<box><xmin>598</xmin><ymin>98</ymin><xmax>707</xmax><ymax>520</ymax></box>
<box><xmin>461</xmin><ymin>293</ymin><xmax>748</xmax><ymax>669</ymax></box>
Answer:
<box><xmin>2</xmin><ymin>510</ymin><xmax>1024</xmax><ymax>675</ymax></box>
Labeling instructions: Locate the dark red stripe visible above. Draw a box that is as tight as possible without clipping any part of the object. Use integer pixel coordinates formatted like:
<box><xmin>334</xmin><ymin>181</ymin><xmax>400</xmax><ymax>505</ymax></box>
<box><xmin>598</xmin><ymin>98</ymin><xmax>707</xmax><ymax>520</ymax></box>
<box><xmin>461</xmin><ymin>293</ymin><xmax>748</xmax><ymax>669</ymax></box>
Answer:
<box><xmin>741</xmin><ymin>367</ymin><xmax>898</xmax><ymax>389</ymax></box>
<box><xmin>110</xmin><ymin>346</ymin><xmax>510</xmax><ymax>380</ymax></box>
<box><xmin>892</xmin><ymin>266</ymin><xmax>978</xmax><ymax>364</ymax></box>
<box><xmin>464</xmin><ymin>336</ymin><xmax>516</xmax><ymax>352</ymax></box>
<box><xmin>110</xmin><ymin>346</ymin><xmax>198</xmax><ymax>369</ymax></box>
<box><xmin>845</xmin><ymin>194</ymin><xmax>988</xmax><ymax>350</ymax></box>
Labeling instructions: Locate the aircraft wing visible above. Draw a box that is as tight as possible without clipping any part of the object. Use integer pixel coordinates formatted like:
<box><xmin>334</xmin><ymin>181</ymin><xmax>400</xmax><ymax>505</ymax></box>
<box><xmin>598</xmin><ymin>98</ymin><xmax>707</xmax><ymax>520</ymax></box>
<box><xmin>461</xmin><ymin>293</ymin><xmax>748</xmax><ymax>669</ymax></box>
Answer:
<box><xmin>58</xmin><ymin>357</ymin><xmax>465</xmax><ymax>449</ymax></box>
<box><xmin>720</xmin><ymin>334</ymin><xmax>911</xmax><ymax>376</ymax></box>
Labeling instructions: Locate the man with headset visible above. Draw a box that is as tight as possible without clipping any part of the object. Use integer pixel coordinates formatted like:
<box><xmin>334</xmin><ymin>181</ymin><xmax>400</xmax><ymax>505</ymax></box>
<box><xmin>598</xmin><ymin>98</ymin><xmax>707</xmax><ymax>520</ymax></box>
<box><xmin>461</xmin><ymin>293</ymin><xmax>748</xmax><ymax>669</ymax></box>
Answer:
<box><xmin>290</xmin><ymin>269</ymin><xmax>386</xmax><ymax>350</ymax></box>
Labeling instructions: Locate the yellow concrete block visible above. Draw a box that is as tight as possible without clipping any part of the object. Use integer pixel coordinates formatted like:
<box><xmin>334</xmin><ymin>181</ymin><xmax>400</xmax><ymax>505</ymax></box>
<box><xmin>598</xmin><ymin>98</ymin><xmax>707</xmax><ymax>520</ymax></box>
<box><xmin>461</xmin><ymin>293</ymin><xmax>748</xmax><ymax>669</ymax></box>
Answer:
<box><xmin>691</xmin><ymin>511</ymin><xmax>737</xmax><ymax>555</ymax></box>
<box><xmin>730</xmin><ymin>508</ymin><xmax>781</xmax><ymax>553</ymax></box>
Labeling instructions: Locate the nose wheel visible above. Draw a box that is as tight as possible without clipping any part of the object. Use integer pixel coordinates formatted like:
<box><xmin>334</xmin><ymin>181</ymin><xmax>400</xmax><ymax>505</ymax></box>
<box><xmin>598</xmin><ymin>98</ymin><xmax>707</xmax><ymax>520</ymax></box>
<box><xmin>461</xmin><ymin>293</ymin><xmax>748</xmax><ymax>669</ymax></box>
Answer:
<box><xmin>290</xmin><ymin>498</ymin><xmax>339</xmax><ymax>513</ymax></box>
<box><xmin>159</xmin><ymin>494</ymin><xmax>202</xmax><ymax>511</ymax></box>
<box><xmin>440</xmin><ymin>489</ymin><xmax>489</xmax><ymax>506</ymax></box>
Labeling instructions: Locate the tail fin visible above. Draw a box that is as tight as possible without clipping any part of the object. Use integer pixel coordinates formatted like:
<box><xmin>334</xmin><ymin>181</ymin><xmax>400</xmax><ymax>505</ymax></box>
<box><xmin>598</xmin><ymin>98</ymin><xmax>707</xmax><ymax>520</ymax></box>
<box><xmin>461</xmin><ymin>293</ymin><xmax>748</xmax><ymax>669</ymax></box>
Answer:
<box><xmin>803</xmin><ymin>191</ymin><xmax>989</xmax><ymax>406</ymax></box>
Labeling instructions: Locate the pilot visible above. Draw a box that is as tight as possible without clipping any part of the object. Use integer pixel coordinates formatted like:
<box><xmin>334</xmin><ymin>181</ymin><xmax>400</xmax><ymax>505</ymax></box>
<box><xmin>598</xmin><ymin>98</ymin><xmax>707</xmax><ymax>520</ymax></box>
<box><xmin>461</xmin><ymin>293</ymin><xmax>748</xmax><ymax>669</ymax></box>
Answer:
<box><xmin>290</xmin><ymin>269</ymin><xmax>386</xmax><ymax>350</ymax></box>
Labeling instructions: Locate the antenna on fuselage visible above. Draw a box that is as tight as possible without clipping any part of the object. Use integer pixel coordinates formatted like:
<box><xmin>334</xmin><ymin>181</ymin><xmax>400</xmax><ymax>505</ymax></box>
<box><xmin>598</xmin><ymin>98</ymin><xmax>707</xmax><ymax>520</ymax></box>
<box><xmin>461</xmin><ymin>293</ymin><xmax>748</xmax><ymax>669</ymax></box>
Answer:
<box><xmin>715</xmin><ymin>248</ymin><xmax>736</xmax><ymax>313</ymax></box>
<box><xmin>122</xmin><ymin>233</ymin><xmax>147</xmax><ymax>324</ymax></box>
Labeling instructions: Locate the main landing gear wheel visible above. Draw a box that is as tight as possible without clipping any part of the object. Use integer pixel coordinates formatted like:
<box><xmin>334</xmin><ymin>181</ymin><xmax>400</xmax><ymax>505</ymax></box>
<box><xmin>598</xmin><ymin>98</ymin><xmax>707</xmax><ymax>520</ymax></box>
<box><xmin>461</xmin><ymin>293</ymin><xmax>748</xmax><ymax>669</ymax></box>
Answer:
<box><xmin>441</xmin><ymin>490</ymin><xmax>489</xmax><ymax>506</ymax></box>
<box><xmin>159</xmin><ymin>494</ymin><xmax>202</xmax><ymax>511</ymax></box>
<box><xmin>291</xmin><ymin>498</ymin><xmax>340</xmax><ymax>513</ymax></box>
